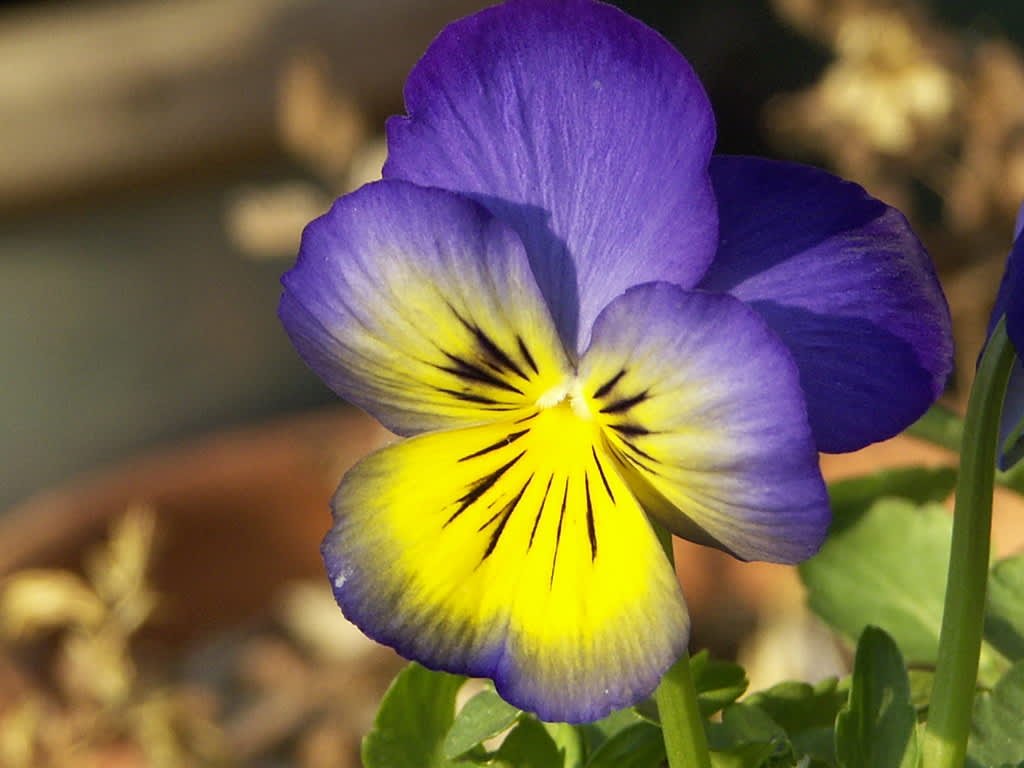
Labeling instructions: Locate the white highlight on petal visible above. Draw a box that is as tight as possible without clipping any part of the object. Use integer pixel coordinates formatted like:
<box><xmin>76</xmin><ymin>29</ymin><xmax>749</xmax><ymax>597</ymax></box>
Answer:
<box><xmin>536</xmin><ymin>377</ymin><xmax>593</xmax><ymax>421</ymax></box>
<box><xmin>536</xmin><ymin>378</ymin><xmax>573</xmax><ymax>409</ymax></box>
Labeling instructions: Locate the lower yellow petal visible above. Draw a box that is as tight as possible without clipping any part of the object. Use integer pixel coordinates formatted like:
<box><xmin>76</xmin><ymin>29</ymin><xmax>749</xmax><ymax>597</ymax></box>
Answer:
<box><xmin>323</xmin><ymin>407</ymin><xmax>688</xmax><ymax>722</ymax></box>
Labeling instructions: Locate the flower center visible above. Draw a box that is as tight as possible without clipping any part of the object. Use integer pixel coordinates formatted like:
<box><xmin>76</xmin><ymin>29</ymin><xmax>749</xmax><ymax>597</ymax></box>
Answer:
<box><xmin>536</xmin><ymin>377</ymin><xmax>593</xmax><ymax>421</ymax></box>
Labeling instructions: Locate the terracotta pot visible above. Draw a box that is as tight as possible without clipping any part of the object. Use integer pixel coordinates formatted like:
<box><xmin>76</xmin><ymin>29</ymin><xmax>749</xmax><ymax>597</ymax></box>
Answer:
<box><xmin>0</xmin><ymin>406</ymin><xmax>388</xmax><ymax>648</ymax></box>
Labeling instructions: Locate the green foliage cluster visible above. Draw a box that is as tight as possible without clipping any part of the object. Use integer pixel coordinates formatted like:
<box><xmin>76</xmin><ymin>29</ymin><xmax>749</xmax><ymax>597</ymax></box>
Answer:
<box><xmin>361</xmin><ymin>460</ymin><xmax>1024</xmax><ymax>768</ymax></box>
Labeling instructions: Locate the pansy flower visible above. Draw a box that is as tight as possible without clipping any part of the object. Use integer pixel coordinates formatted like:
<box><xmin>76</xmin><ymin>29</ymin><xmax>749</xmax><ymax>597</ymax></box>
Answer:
<box><xmin>279</xmin><ymin>0</ymin><xmax>953</xmax><ymax>722</ymax></box>
<box><xmin>987</xmin><ymin>204</ymin><xmax>1024</xmax><ymax>469</ymax></box>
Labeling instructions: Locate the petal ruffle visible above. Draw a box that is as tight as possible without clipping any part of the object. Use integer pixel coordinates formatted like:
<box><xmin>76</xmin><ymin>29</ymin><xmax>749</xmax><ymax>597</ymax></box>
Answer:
<box><xmin>279</xmin><ymin>180</ymin><xmax>572</xmax><ymax>436</ymax></box>
<box><xmin>699</xmin><ymin>156</ymin><xmax>953</xmax><ymax>454</ymax></box>
<box><xmin>323</xmin><ymin>412</ymin><xmax>688</xmax><ymax>722</ymax></box>
<box><xmin>578</xmin><ymin>282</ymin><xmax>830</xmax><ymax>563</ymax></box>
<box><xmin>384</xmin><ymin>0</ymin><xmax>717</xmax><ymax>352</ymax></box>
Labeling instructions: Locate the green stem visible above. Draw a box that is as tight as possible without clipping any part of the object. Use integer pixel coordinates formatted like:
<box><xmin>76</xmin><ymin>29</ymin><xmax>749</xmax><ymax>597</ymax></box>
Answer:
<box><xmin>656</xmin><ymin>650</ymin><xmax>712</xmax><ymax>768</ymax></box>
<box><xmin>922</xmin><ymin>318</ymin><xmax>1016</xmax><ymax>768</ymax></box>
<box><xmin>654</xmin><ymin>528</ymin><xmax>712</xmax><ymax>768</ymax></box>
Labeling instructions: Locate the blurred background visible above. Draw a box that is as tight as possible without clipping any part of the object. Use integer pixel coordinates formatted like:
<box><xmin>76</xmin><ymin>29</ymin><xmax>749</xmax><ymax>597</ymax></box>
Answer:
<box><xmin>2</xmin><ymin>0</ymin><xmax>1024</xmax><ymax>765</ymax></box>
<box><xmin>3</xmin><ymin>0</ymin><xmax>1024</xmax><ymax>510</ymax></box>
<box><xmin>3</xmin><ymin>0</ymin><xmax>1024</xmax><ymax>512</ymax></box>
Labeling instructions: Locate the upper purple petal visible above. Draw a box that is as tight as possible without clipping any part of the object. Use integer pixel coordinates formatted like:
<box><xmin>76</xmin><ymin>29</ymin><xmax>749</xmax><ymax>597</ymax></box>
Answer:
<box><xmin>699</xmin><ymin>156</ymin><xmax>953</xmax><ymax>454</ymax></box>
<box><xmin>384</xmin><ymin>0</ymin><xmax>717</xmax><ymax>353</ymax></box>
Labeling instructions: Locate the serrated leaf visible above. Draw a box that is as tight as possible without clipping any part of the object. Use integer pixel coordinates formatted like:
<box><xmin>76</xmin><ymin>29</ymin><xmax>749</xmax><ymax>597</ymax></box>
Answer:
<box><xmin>967</xmin><ymin>662</ymin><xmax>1024</xmax><ymax>768</ymax></box>
<box><xmin>584</xmin><ymin>722</ymin><xmax>665</xmax><ymax>768</ymax></box>
<box><xmin>985</xmin><ymin>555</ymin><xmax>1024</xmax><ymax>662</ymax></box>
<box><xmin>490</xmin><ymin>717</ymin><xmax>563</xmax><ymax>768</ymax></box>
<box><xmin>362</xmin><ymin>663</ymin><xmax>466</xmax><ymax>768</ymax></box>
<box><xmin>800</xmin><ymin>498</ymin><xmax>950</xmax><ymax>665</ymax></box>
<box><xmin>835</xmin><ymin>627</ymin><xmax>919</xmax><ymax>768</ymax></box>
<box><xmin>443</xmin><ymin>688</ymin><xmax>521</xmax><ymax>760</ymax></box>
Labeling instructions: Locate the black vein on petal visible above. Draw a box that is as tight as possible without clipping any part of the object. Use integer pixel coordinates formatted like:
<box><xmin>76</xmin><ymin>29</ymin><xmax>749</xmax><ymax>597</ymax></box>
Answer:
<box><xmin>458</xmin><ymin>429</ymin><xmax>529</xmax><ymax>462</ymax></box>
<box><xmin>591</xmin><ymin>447</ymin><xmax>615</xmax><ymax>503</ymax></box>
<box><xmin>479</xmin><ymin>474</ymin><xmax>533</xmax><ymax>563</ymax></box>
<box><xmin>599</xmin><ymin>390</ymin><xmax>650</xmax><ymax>415</ymax></box>
<box><xmin>550</xmin><ymin>477</ymin><xmax>570</xmax><ymax>588</ymax></box>
<box><xmin>584</xmin><ymin>474</ymin><xmax>598</xmax><ymax>561</ymax></box>
<box><xmin>528</xmin><ymin>475</ymin><xmax>555</xmax><ymax>551</ymax></box>
<box><xmin>592</xmin><ymin>368</ymin><xmax>627</xmax><ymax>400</ymax></box>
<box><xmin>517</xmin><ymin>336</ymin><xmax>539</xmax><ymax>375</ymax></box>
<box><xmin>437</xmin><ymin>352</ymin><xmax>525</xmax><ymax>395</ymax></box>
<box><xmin>445</xmin><ymin>451</ymin><xmax>525</xmax><ymax>526</ymax></box>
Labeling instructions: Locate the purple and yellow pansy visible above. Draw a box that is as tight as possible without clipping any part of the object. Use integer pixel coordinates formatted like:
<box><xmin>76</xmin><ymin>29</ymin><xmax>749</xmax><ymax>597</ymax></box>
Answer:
<box><xmin>279</xmin><ymin>0</ymin><xmax>953</xmax><ymax>723</ymax></box>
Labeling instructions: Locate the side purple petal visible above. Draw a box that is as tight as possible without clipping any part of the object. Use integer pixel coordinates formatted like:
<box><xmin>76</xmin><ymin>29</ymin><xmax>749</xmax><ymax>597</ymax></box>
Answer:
<box><xmin>987</xmin><ymin>204</ymin><xmax>1024</xmax><ymax>469</ymax></box>
<box><xmin>279</xmin><ymin>179</ymin><xmax>570</xmax><ymax>436</ymax></box>
<box><xmin>699</xmin><ymin>156</ymin><xmax>953</xmax><ymax>454</ymax></box>
<box><xmin>998</xmin><ymin>363</ymin><xmax>1024</xmax><ymax>471</ymax></box>
<box><xmin>989</xmin><ymin>206</ymin><xmax>1024</xmax><ymax>352</ymax></box>
<box><xmin>579</xmin><ymin>282</ymin><xmax>831</xmax><ymax>563</ymax></box>
<box><xmin>385</xmin><ymin>0</ymin><xmax>717</xmax><ymax>352</ymax></box>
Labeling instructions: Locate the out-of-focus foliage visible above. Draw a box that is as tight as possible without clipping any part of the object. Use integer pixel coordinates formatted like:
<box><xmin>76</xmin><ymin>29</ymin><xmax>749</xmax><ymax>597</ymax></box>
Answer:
<box><xmin>0</xmin><ymin>507</ymin><xmax>229</xmax><ymax>768</ymax></box>
<box><xmin>769</xmin><ymin>0</ymin><xmax>1024</xmax><ymax>239</ymax></box>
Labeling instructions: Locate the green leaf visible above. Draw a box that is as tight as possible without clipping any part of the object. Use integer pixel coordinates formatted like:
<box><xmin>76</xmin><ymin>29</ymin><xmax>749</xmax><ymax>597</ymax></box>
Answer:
<box><xmin>707</xmin><ymin>703</ymin><xmax>794</xmax><ymax>767</ymax></box>
<box><xmin>906</xmin><ymin>668</ymin><xmax>935</xmax><ymax>718</ymax></box>
<box><xmin>905</xmin><ymin>403</ymin><xmax>964</xmax><ymax>453</ymax></box>
<box><xmin>584</xmin><ymin>722</ymin><xmax>665</xmax><ymax>768</ymax></box>
<box><xmin>967</xmin><ymin>662</ymin><xmax>1024</xmax><ymax>768</ymax></box>
<box><xmin>985</xmin><ymin>555</ymin><xmax>1024</xmax><ymax>662</ymax></box>
<box><xmin>443</xmin><ymin>688</ymin><xmax>521</xmax><ymax>760</ymax></box>
<box><xmin>490</xmin><ymin>717</ymin><xmax>564</xmax><ymax>768</ymax></box>
<box><xmin>906</xmin><ymin>405</ymin><xmax>1024</xmax><ymax>494</ymax></box>
<box><xmin>835</xmin><ymin>627</ymin><xmax>919</xmax><ymax>768</ymax></box>
<box><xmin>745</xmin><ymin>678</ymin><xmax>848</xmax><ymax>733</ymax></box>
<box><xmin>708</xmin><ymin>743</ymin><xmax>782</xmax><ymax>768</ymax></box>
<box><xmin>542</xmin><ymin>722</ymin><xmax>584</xmax><ymax>768</ymax></box>
<box><xmin>362</xmin><ymin>663</ymin><xmax>466</xmax><ymax>768</ymax></box>
<box><xmin>801</xmin><ymin>496</ymin><xmax>1008</xmax><ymax>684</ymax></box>
<box><xmin>745</xmin><ymin>677</ymin><xmax>849</xmax><ymax>765</ymax></box>
<box><xmin>999</xmin><ymin>459</ymin><xmax>1024</xmax><ymax>495</ymax></box>
<box><xmin>692</xmin><ymin>650</ymin><xmax>750</xmax><ymax>717</ymax></box>
<box><xmin>634</xmin><ymin>651</ymin><xmax>748</xmax><ymax>724</ymax></box>
<box><xmin>827</xmin><ymin>467</ymin><xmax>957</xmax><ymax>530</ymax></box>
<box><xmin>800</xmin><ymin>498</ymin><xmax>950</xmax><ymax>665</ymax></box>
<box><xmin>578</xmin><ymin>707</ymin><xmax>646</xmax><ymax>757</ymax></box>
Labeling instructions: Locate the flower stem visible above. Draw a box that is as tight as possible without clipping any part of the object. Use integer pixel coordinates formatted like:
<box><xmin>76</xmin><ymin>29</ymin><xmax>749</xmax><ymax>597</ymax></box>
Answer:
<box><xmin>655</xmin><ymin>650</ymin><xmax>712</xmax><ymax>768</ymax></box>
<box><xmin>654</xmin><ymin>528</ymin><xmax>712</xmax><ymax>768</ymax></box>
<box><xmin>921</xmin><ymin>317</ymin><xmax>1016</xmax><ymax>768</ymax></box>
